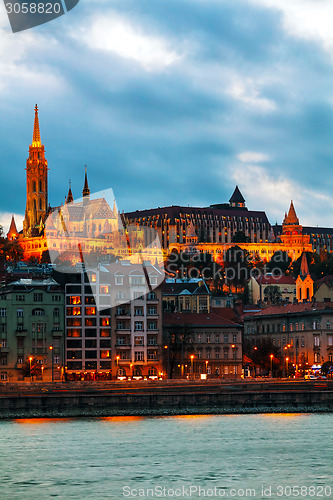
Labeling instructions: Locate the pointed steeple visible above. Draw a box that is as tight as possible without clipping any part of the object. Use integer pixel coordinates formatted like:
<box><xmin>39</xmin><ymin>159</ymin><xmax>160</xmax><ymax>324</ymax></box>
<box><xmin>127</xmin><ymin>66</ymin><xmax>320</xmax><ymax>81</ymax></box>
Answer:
<box><xmin>82</xmin><ymin>165</ymin><xmax>90</xmax><ymax>198</ymax></box>
<box><xmin>229</xmin><ymin>186</ymin><xmax>245</xmax><ymax>207</ymax></box>
<box><xmin>284</xmin><ymin>200</ymin><xmax>299</xmax><ymax>225</ymax></box>
<box><xmin>7</xmin><ymin>215</ymin><xmax>18</xmax><ymax>241</ymax></box>
<box><xmin>32</xmin><ymin>104</ymin><xmax>41</xmax><ymax>147</ymax></box>
<box><xmin>66</xmin><ymin>179</ymin><xmax>74</xmax><ymax>204</ymax></box>
<box><xmin>300</xmin><ymin>252</ymin><xmax>310</xmax><ymax>279</ymax></box>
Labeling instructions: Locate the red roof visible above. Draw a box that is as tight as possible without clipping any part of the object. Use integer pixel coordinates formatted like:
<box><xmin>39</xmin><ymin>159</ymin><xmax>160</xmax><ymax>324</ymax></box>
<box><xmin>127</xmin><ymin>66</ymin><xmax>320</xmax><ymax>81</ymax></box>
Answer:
<box><xmin>245</xmin><ymin>302</ymin><xmax>331</xmax><ymax>319</ymax></box>
<box><xmin>210</xmin><ymin>307</ymin><xmax>240</xmax><ymax>323</ymax></box>
<box><xmin>256</xmin><ymin>275</ymin><xmax>295</xmax><ymax>285</ymax></box>
<box><xmin>163</xmin><ymin>312</ymin><xmax>241</xmax><ymax>327</ymax></box>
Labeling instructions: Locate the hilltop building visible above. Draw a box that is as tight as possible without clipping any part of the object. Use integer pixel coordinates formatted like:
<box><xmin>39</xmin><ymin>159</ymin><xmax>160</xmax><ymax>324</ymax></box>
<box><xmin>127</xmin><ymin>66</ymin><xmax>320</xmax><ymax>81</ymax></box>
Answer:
<box><xmin>296</xmin><ymin>252</ymin><xmax>314</xmax><ymax>303</ymax></box>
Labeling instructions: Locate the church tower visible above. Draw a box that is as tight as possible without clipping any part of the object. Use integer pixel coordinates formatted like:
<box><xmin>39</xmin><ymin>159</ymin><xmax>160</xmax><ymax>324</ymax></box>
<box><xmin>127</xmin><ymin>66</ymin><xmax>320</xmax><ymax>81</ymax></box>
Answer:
<box><xmin>296</xmin><ymin>252</ymin><xmax>314</xmax><ymax>302</ymax></box>
<box><xmin>23</xmin><ymin>105</ymin><xmax>48</xmax><ymax>237</ymax></box>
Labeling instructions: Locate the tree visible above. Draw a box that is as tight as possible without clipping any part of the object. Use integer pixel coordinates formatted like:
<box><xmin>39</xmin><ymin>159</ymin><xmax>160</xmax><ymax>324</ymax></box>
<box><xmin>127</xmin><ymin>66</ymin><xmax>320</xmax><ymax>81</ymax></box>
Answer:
<box><xmin>266</xmin><ymin>251</ymin><xmax>291</xmax><ymax>274</ymax></box>
<box><xmin>21</xmin><ymin>358</ymin><xmax>42</xmax><ymax>379</ymax></box>
<box><xmin>264</xmin><ymin>285</ymin><xmax>282</xmax><ymax>304</ymax></box>
<box><xmin>1</xmin><ymin>240</ymin><xmax>24</xmax><ymax>262</ymax></box>
<box><xmin>291</xmin><ymin>252</ymin><xmax>320</xmax><ymax>278</ymax></box>
<box><xmin>232</xmin><ymin>231</ymin><xmax>250</xmax><ymax>243</ymax></box>
<box><xmin>224</xmin><ymin>246</ymin><xmax>253</xmax><ymax>293</ymax></box>
<box><xmin>243</xmin><ymin>338</ymin><xmax>282</xmax><ymax>376</ymax></box>
<box><xmin>321</xmin><ymin>361</ymin><xmax>333</xmax><ymax>376</ymax></box>
<box><xmin>164</xmin><ymin>323</ymin><xmax>194</xmax><ymax>378</ymax></box>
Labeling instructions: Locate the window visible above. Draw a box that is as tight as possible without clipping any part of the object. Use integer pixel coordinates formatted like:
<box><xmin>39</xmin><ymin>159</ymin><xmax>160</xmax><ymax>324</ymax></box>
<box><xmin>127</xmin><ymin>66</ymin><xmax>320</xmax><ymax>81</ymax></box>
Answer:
<box><xmin>215</xmin><ymin>335</ymin><xmax>219</xmax><ymax>343</ymax></box>
<box><xmin>135</xmin><ymin>351</ymin><xmax>144</xmax><ymax>361</ymax></box>
<box><xmin>34</xmin><ymin>293</ymin><xmax>43</xmax><ymax>302</ymax></box>
<box><xmin>314</xmin><ymin>352</ymin><xmax>320</xmax><ymax>363</ymax></box>
<box><xmin>52</xmin><ymin>295</ymin><xmax>61</xmax><ymax>302</ymax></box>
<box><xmin>327</xmin><ymin>322</ymin><xmax>331</xmax><ymax>330</ymax></box>
<box><xmin>117</xmin><ymin>292</ymin><xmax>125</xmax><ymax>300</ymax></box>
<box><xmin>215</xmin><ymin>349</ymin><xmax>220</xmax><ymax>359</ymax></box>
<box><xmin>197</xmin><ymin>351</ymin><xmax>202</xmax><ymax>359</ymax></box>
<box><xmin>116</xmin><ymin>321</ymin><xmax>125</xmax><ymax>330</ymax></box>
<box><xmin>134</xmin><ymin>307</ymin><xmax>143</xmax><ymax>316</ymax></box>
<box><xmin>148</xmin><ymin>291</ymin><xmax>156</xmax><ymax>300</ymax></box>
<box><xmin>328</xmin><ymin>336</ymin><xmax>333</xmax><ymax>347</ymax></box>
<box><xmin>148</xmin><ymin>321</ymin><xmax>157</xmax><ymax>330</ymax></box>
<box><xmin>32</xmin><ymin>308</ymin><xmax>45</xmax><ymax>316</ymax></box>
<box><xmin>100</xmin><ymin>318</ymin><xmax>110</xmax><ymax>327</ymax></box>
<box><xmin>290</xmin><ymin>337</ymin><xmax>293</xmax><ymax>347</ymax></box>
<box><xmin>17</xmin><ymin>309</ymin><xmax>24</xmax><ymax>317</ymax></box>
<box><xmin>301</xmin><ymin>323</ymin><xmax>305</xmax><ymax>330</ymax></box>
<box><xmin>197</xmin><ymin>334</ymin><xmax>202</xmax><ymax>343</ymax></box>
<box><xmin>85</xmin><ymin>307</ymin><xmax>96</xmax><ymax>316</ymax></box>
<box><xmin>130</xmin><ymin>276</ymin><xmax>145</xmax><ymax>285</ymax></box>
<box><xmin>135</xmin><ymin>322</ymin><xmax>143</xmax><ymax>331</ymax></box>
<box><xmin>206</xmin><ymin>350</ymin><xmax>211</xmax><ymax>359</ymax></box>
<box><xmin>233</xmin><ymin>334</ymin><xmax>237</xmax><ymax>343</ymax></box>
<box><xmin>68</xmin><ymin>296</ymin><xmax>81</xmax><ymax>305</ymax></box>
<box><xmin>115</xmin><ymin>276</ymin><xmax>124</xmax><ymax>285</ymax></box>
<box><xmin>0</xmin><ymin>309</ymin><xmax>6</xmax><ymax>317</ymax></box>
<box><xmin>148</xmin><ymin>350</ymin><xmax>157</xmax><ymax>360</ymax></box>
<box><xmin>148</xmin><ymin>307</ymin><xmax>157</xmax><ymax>315</ymax></box>
<box><xmin>53</xmin><ymin>308</ymin><xmax>60</xmax><ymax>317</ymax></box>
<box><xmin>301</xmin><ymin>336</ymin><xmax>305</xmax><ymax>347</ymax></box>
<box><xmin>134</xmin><ymin>336</ymin><xmax>144</xmax><ymax>346</ymax></box>
<box><xmin>16</xmin><ymin>295</ymin><xmax>25</xmax><ymax>302</ymax></box>
<box><xmin>206</xmin><ymin>334</ymin><xmax>210</xmax><ymax>343</ymax></box>
<box><xmin>100</xmin><ymin>286</ymin><xmax>109</xmax><ymax>294</ymax></box>
<box><xmin>66</xmin><ymin>307</ymin><xmax>81</xmax><ymax>316</ymax></box>
<box><xmin>224</xmin><ymin>334</ymin><xmax>228</xmax><ymax>343</ymax></box>
<box><xmin>329</xmin><ymin>353</ymin><xmax>333</xmax><ymax>362</ymax></box>
<box><xmin>149</xmin><ymin>275</ymin><xmax>158</xmax><ymax>286</ymax></box>
<box><xmin>314</xmin><ymin>336</ymin><xmax>320</xmax><ymax>347</ymax></box>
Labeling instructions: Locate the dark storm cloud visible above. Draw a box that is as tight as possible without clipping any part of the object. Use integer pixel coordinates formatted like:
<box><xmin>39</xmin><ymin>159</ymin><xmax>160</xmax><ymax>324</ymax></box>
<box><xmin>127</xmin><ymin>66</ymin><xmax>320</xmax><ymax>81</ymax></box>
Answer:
<box><xmin>1</xmin><ymin>0</ymin><xmax>333</xmax><ymax>231</ymax></box>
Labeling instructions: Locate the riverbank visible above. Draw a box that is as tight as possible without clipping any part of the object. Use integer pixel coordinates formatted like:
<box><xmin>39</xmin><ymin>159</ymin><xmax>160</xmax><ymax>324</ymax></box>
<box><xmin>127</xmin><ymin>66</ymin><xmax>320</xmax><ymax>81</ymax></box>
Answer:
<box><xmin>0</xmin><ymin>380</ymin><xmax>332</xmax><ymax>418</ymax></box>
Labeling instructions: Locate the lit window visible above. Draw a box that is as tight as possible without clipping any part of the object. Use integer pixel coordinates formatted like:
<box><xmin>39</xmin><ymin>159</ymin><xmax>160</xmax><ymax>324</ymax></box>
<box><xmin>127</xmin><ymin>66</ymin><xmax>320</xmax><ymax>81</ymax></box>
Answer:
<box><xmin>68</xmin><ymin>296</ymin><xmax>81</xmax><ymax>305</ymax></box>
<box><xmin>100</xmin><ymin>286</ymin><xmax>109</xmax><ymax>294</ymax></box>
<box><xmin>85</xmin><ymin>307</ymin><xmax>96</xmax><ymax>316</ymax></box>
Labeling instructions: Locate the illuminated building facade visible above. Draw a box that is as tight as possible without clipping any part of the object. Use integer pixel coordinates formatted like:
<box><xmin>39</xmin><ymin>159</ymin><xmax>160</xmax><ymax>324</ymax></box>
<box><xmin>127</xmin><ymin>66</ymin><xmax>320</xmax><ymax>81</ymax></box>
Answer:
<box><xmin>64</xmin><ymin>262</ymin><xmax>163</xmax><ymax>380</ymax></box>
<box><xmin>168</xmin><ymin>201</ymin><xmax>313</xmax><ymax>263</ymax></box>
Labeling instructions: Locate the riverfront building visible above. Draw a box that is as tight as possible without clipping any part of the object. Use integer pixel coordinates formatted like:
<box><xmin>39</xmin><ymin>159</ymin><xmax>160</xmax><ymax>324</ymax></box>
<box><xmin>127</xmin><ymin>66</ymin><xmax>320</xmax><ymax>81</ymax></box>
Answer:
<box><xmin>0</xmin><ymin>278</ymin><xmax>64</xmax><ymax>382</ymax></box>
<box><xmin>244</xmin><ymin>302</ymin><xmax>333</xmax><ymax>369</ymax></box>
<box><xmin>163</xmin><ymin>311</ymin><xmax>243</xmax><ymax>379</ymax></box>
<box><xmin>64</xmin><ymin>262</ymin><xmax>163</xmax><ymax>380</ymax></box>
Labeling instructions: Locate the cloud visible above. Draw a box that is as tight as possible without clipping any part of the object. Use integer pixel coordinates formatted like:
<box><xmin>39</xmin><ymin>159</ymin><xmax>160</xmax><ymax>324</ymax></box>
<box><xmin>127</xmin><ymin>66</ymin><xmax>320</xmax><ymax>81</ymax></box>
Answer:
<box><xmin>76</xmin><ymin>12</ymin><xmax>184</xmax><ymax>71</ymax></box>
<box><xmin>250</xmin><ymin>0</ymin><xmax>333</xmax><ymax>60</ymax></box>
<box><xmin>237</xmin><ymin>151</ymin><xmax>270</xmax><ymax>163</ymax></box>
<box><xmin>227</xmin><ymin>78</ymin><xmax>276</xmax><ymax>112</ymax></box>
<box><xmin>228</xmin><ymin>162</ymin><xmax>333</xmax><ymax>227</ymax></box>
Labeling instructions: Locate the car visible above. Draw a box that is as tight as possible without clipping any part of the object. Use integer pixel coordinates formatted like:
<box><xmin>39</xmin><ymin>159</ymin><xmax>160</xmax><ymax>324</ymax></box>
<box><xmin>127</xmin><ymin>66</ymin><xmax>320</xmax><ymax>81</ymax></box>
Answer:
<box><xmin>316</xmin><ymin>375</ymin><xmax>327</xmax><ymax>380</ymax></box>
<box><xmin>304</xmin><ymin>374</ymin><xmax>316</xmax><ymax>380</ymax></box>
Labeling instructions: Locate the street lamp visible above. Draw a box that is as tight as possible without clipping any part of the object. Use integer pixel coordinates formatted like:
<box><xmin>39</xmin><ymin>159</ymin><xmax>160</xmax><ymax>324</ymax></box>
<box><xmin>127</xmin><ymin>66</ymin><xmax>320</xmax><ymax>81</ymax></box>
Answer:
<box><xmin>29</xmin><ymin>356</ymin><xmax>33</xmax><ymax>383</ymax></box>
<box><xmin>116</xmin><ymin>355</ymin><xmax>120</xmax><ymax>378</ymax></box>
<box><xmin>49</xmin><ymin>346</ymin><xmax>54</xmax><ymax>382</ymax></box>
<box><xmin>205</xmin><ymin>360</ymin><xmax>208</xmax><ymax>376</ymax></box>
<box><xmin>231</xmin><ymin>345</ymin><xmax>236</xmax><ymax>380</ymax></box>
<box><xmin>41</xmin><ymin>365</ymin><xmax>44</xmax><ymax>382</ymax></box>
<box><xmin>164</xmin><ymin>345</ymin><xmax>170</xmax><ymax>379</ymax></box>
<box><xmin>286</xmin><ymin>357</ymin><xmax>289</xmax><ymax>378</ymax></box>
<box><xmin>190</xmin><ymin>355</ymin><xmax>194</xmax><ymax>376</ymax></box>
<box><xmin>270</xmin><ymin>354</ymin><xmax>274</xmax><ymax>377</ymax></box>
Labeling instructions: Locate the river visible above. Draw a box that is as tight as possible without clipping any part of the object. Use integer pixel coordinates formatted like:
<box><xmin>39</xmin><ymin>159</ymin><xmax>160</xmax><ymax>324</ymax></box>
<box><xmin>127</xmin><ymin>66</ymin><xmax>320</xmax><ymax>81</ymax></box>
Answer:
<box><xmin>0</xmin><ymin>414</ymin><xmax>332</xmax><ymax>499</ymax></box>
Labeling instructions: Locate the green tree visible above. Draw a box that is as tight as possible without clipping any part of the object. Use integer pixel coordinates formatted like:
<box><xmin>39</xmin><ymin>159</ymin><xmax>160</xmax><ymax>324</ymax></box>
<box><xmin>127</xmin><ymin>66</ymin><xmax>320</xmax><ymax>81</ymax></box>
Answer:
<box><xmin>224</xmin><ymin>246</ymin><xmax>253</xmax><ymax>293</ymax></box>
<box><xmin>266</xmin><ymin>251</ymin><xmax>291</xmax><ymax>274</ymax></box>
<box><xmin>243</xmin><ymin>338</ymin><xmax>282</xmax><ymax>376</ymax></box>
<box><xmin>291</xmin><ymin>252</ymin><xmax>320</xmax><ymax>278</ymax></box>
<box><xmin>264</xmin><ymin>285</ymin><xmax>282</xmax><ymax>304</ymax></box>
<box><xmin>1</xmin><ymin>240</ymin><xmax>24</xmax><ymax>262</ymax></box>
<box><xmin>232</xmin><ymin>231</ymin><xmax>250</xmax><ymax>243</ymax></box>
<box><xmin>21</xmin><ymin>358</ymin><xmax>42</xmax><ymax>380</ymax></box>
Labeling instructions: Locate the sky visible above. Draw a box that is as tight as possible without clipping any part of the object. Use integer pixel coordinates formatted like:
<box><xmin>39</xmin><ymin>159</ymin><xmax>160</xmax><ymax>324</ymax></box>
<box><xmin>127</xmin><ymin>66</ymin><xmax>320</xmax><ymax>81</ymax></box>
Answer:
<box><xmin>1</xmin><ymin>0</ymin><xmax>333</xmax><ymax>233</ymax></box>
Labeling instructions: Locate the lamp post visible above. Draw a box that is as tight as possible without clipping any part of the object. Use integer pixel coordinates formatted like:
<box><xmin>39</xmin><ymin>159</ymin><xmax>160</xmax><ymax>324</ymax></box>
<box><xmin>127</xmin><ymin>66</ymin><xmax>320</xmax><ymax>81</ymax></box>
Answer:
<box><xmin>29</xmin><ymin>356</ymin><xmax>33</xmax><ymax>383</ymax></box>
<box><xmin>49</xmin><ymin>346</ymin><xmax>54</xmax><ymax>382</ymax></box>
<box><xmin>231</xmin><ymin>344</ymin><xmax>236</xmax><ymax>380</ymax></box>
<box><xmin>164</xmin><ymin>345</ymin><xmax>170</xmax><ymax>379</ymax></box>
<box><xmin>286</xmin><ymin>357</ymin><xmax>289</xmax><ymax>378</ymax></box>
<box><xmin>190</xmin><ymin>355</ymin><xmax>194</xmax><ymax>377</ymax></box>
<box><xmin>270</xmin><ymin>354</ymin><xmax>273</xmax><ymax>377</ymax></box>
<box><xmin>41</xmin><ymin>365</ymin><xmax>44</xmax><ymax>382</ymax></box>
<box><xmin>205</xmin><ymin>360</ymin><xmax>208</xmax><ymax>376</ymax></box>
<box><xmin>116</xmin><ymin>355</ymin><xmax>120</xmax><ymax>379</ymax></box>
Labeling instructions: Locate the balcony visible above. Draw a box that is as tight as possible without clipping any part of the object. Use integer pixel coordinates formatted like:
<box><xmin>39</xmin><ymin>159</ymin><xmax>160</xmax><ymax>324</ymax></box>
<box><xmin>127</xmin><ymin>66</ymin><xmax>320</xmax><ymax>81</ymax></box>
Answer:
<box><xmin>52</xmin><ymin>329</ymin><xmax>64</xmax><ymax>337</ymax></box>
<box><xmin>116</xmin><ymin>343</ymin><xmax>132</xmax><ymax>348</ymax></box>
<box><xmin>16</xmin><ymin>328</ymin><xmax>28</xmax><ymax>336</ymax></box>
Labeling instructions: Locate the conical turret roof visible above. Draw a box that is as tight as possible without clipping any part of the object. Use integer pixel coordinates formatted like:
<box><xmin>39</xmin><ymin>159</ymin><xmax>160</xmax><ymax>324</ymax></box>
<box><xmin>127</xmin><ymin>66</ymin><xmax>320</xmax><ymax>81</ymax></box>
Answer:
<box><xmin>284</xmin><ymin>201</ymin><xmax>299</xmax><ymax>225</ymax></box>
<box><xmin>300</xmin><ymin>252</ymin><xmax>310</xmax><ymax>279</ymax></box>
<box><xmin>229</xmin><ymin>185</ymin><xmax>245</xmax><ymax>204</ymax></box>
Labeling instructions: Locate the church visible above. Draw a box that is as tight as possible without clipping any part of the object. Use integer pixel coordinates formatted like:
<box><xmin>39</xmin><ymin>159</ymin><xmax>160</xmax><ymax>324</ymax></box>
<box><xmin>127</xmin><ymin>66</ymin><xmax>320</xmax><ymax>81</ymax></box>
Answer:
<box><xmin>8</xmin><ymin>106</ymin><xmax>151</xmax><ymax>263</ymax></box>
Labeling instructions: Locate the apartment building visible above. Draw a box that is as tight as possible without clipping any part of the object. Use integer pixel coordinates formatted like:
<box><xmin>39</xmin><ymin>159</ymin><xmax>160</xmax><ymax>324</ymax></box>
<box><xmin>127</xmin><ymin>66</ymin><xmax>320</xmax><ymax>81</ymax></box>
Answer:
<box><xmin>64</xmin><ymin>261</ymin><xmax>163</xmax><ymax>380</ymax></box>
<box><xmin>0</xmin><ymin>278</ymin><xmax>64</xmax><ymax>381</ymax></box>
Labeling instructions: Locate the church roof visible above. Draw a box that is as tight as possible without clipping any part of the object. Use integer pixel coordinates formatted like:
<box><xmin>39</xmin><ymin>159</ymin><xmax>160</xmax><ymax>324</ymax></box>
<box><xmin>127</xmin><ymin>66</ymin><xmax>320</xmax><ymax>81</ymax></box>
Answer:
<box><xmin>299</xmin><ymin>252</ymin><xmax>310</xmax><ymax>280</ymax></box>
<box><xmin>7</xmin><ymin>215</ymin><xmax>18</xmax><ymax>237</ymax></box>
<box><xmin>32</xmin><ymin>104</ymin><xmax>41</xmax><ymax>147</ymax></box>
<box><xmin>283</xmin><ymin>200</ymin><xmax>299</xmax><ymax>225</ymax></box>
<box><xmin>186</xmin><ymin>220</ymin><xmax>197</xmax><ymax>238</ymax></box>
<box><xmin>62</xmin><ymin>197</ymin><xmax>116</xmax><ymax>222</ymax></box>
<box><xmin>229</xmin><ymin>186</ymin><xmax>245</xmax><ymax>204</ymax></box>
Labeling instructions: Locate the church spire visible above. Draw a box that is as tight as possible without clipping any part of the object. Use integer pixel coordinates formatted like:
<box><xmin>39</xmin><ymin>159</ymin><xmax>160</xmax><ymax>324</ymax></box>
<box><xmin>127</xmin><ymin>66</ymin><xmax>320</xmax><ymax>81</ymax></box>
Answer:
<box><xmin>284</xmin><ymin>200</ymin><xmax>299</xmax><ymax>225</ymax></box>
<box><xmin>32</xmin><ymin>104</ymin><xmax>41</xmax><ymax>147</ymax></box>
<box><xmin>82</xmin><ymin>165</ymin><xmax>90</xmax><ymax>198</ymax></box>
<box><xmin>7</xmin><ymin>215</ymin><xmax>18</xmax><ymax>241</ymax></box>
<box><xmin>300</xmin><ymin>251</ymin><xmax>310</xmax><ymax>279</ymax></box>
<box><xmin>66</xmin><ymin>179</ymin><xmax>74</xmax><ymax>204</ymax></box>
